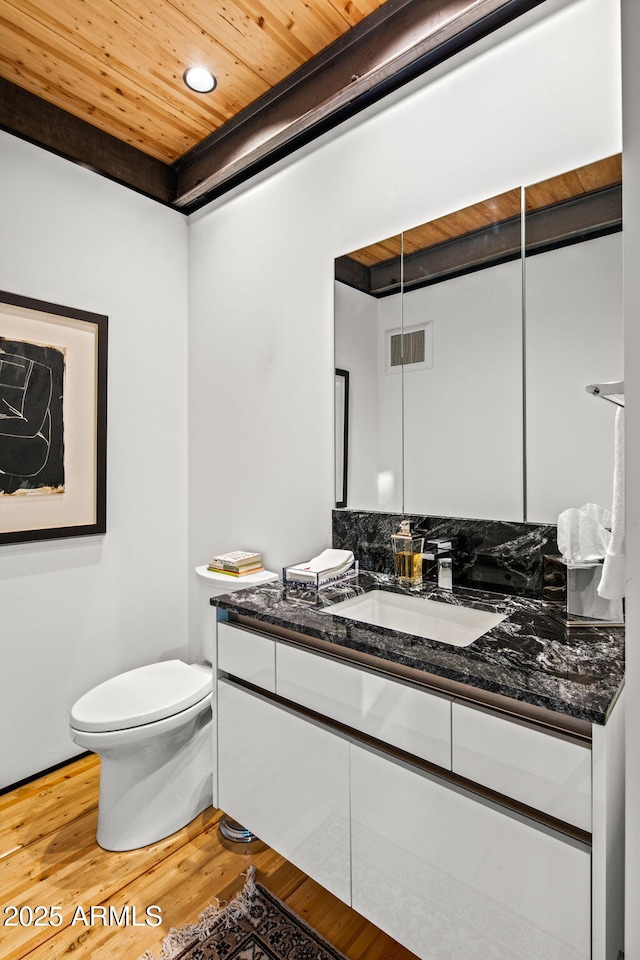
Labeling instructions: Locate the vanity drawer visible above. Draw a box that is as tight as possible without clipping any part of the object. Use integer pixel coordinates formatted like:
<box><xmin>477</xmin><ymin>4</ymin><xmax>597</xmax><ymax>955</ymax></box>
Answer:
<box><xmin>276</xmin><ymin>643</ymin><xmax>451</xmax><ymax>769</ymax></box>
<box><xmin>452</xmin><ymin>701</ymin><xmax>592</xmax><ymax>831</ymax></box>
<box><xmin>217</xmin><ymin>621</ymin><xmax>276</xmax><ymax>692</ymax></box>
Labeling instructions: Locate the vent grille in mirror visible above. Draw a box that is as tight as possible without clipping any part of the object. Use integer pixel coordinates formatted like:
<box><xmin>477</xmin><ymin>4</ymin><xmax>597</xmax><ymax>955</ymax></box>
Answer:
<box><xmin>390</xmin><ymin>328</ymin><xmax>426</xmax><ymax>367</ymax></box>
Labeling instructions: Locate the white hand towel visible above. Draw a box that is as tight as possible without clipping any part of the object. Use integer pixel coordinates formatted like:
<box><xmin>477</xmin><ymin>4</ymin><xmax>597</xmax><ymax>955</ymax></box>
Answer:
<box><xmin>598</xmin><ymin>407</ymin><xmax>625</xmax><ymax>600</ymax></box>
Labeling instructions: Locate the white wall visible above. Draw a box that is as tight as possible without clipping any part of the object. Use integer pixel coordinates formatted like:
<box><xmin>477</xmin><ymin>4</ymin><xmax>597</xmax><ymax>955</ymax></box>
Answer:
<box><xmin>0</xmin><ymin>134</ymin><xmax>189</xmax><ymax>787</ymax></box>
<box><xmin>188</xmin><ymin>0</ymin><xmax>620</xmax><ymax>627</ymax></box>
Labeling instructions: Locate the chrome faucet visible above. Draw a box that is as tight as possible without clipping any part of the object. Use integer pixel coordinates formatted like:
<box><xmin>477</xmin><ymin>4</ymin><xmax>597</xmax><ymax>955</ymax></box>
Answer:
<box><xmin>424</xmin><ymin>538</ymin><xmax>457</xmax><ymax>591</ymax></box>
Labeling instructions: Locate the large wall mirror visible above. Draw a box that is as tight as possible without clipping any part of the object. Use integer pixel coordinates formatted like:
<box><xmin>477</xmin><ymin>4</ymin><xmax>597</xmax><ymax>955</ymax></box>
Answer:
<box><xmin>334</xmin><ymin>154</ymin><xmax>623</xmax><ymax>525</ymax></box>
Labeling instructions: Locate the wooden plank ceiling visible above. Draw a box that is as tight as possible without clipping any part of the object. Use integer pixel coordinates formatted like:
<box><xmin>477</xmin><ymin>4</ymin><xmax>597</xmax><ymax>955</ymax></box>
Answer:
<box><xmin>0</xmin><ymin>0</ymin><xmax>386</xmax><ymax>165</ymax></box>
<box><xmin>0</xmin><ymin>0</ymin><xmax>550</xmax><ymax>210</ymax></box>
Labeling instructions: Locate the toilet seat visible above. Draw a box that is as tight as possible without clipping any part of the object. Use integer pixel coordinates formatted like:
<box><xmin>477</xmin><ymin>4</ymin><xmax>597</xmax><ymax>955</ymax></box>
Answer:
<box><xmin>70</xmin><ymin>660</ymin><xmax>212</xmax><ymax>733</ymax></box>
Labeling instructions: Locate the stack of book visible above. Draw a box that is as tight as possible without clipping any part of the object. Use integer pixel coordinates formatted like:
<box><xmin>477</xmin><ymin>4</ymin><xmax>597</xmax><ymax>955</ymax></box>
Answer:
<box><xmin>208</xmin><ymin>551</ymin><xmax>263</xmax><ymax>577</ymax></box>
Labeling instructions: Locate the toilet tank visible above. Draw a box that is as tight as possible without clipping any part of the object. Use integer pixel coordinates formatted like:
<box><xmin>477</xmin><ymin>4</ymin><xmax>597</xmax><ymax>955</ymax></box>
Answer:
<box><xmin>195</xmin><ymin>566</ymin><xmax>279</xmax><ymax>664</ymax></box>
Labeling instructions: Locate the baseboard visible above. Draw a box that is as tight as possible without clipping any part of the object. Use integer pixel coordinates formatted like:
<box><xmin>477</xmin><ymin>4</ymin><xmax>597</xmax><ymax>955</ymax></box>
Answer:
<box><xmin>0</xmin><ymin>751</ymin><xmax>91</xmax><ymax>797</ymax></box>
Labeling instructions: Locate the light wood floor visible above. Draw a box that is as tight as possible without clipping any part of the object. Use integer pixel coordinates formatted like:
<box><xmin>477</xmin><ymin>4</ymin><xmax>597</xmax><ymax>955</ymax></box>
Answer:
<box><xmin>0</xmin><ymin>755</ymin><xmax>416</xmax><ymax>960</ymax></box>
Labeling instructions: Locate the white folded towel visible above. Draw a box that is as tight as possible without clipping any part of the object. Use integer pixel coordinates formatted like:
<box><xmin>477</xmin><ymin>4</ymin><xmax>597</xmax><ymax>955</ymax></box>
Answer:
<box><xmin>598</xmin><ymin>407</ymin><xmax>625</xmax><ymax>600</ymax></box>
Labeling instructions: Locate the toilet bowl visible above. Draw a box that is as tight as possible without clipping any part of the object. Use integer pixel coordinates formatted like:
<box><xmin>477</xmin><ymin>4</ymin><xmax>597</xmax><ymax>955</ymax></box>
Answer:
<box><xmin>70</xmin><ymin>660</ymin><xmax>213</xmax><ymax>851</ymax></box>
<box><xmin>70</xmin><ymin>565</ymin><xmax>279</xmax><ymax>851</ymax></box>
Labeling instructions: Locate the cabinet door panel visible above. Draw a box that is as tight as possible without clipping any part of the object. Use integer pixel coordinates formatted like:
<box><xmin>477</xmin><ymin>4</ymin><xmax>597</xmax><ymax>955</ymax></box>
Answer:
<box><xmin>218</xmin><ymin>679</ymin><xmax>350</xmax><ymax>904</ymax></box>
<box><xmin>453</xmin><ymin>700</ymin><xmax>592</xmax><ymax>831</ymax></box>
<box><xmin>217</xmin><ymin>621</ymin><xmax>276</xmax><ymax>691</ymax></box>
<box><xmin>351</xmin><ymin>743</ymin><xmax>590</xmax><ymax>960</ymax></box>
<box><xmin>276</xmin><ymin>642</ymin><xmax>451</xmax><ymax>768</ymax></box>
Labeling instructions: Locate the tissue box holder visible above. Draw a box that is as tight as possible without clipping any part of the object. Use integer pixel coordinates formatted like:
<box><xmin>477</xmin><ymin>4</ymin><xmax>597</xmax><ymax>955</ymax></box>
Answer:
<box><xmin>564</xmin><ymin>560</ymin><xmax>624</xmax><ymax>627</ymax></box>
<box><xmin>283</xmin><ymin>560</ymin><xmax>359</xmax><ymax>591</ymax></box>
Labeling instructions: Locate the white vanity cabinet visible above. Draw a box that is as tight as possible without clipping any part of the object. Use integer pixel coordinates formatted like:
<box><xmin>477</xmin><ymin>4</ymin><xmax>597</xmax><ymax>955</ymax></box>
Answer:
<box><xmin>214</xmin><ymin>616</ymin><xmax>624</xmax><ymax>960</ymax></box>
<box><xmin>350</xmin><ymin>742</ymin><xmax>590</xmax><ymax>960</ymax></box>
<box><xmin>217</xmin><ymin>677</ymin><xmax>351</xmax><ymax>904</ymax></box>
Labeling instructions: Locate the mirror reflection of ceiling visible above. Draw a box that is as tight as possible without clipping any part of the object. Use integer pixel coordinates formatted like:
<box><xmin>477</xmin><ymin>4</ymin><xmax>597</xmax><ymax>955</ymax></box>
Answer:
<box><xmin>337</xmin><ymin>154</ymin><xmax>622</xmax><ymax>297</ymax></box>
<box><xmin>334</xmin><ymin>151</ymin><xmax>624</xmax><ymax>524</ymax></box>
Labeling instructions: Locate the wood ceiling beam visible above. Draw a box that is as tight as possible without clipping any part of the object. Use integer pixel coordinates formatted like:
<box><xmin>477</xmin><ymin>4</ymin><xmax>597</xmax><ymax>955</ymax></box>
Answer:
<box><xmin>173</xmin><ymin>0</ymin><xmax>546</xmax><ymax>211</ymax></box>
<box><xmin>525</xmin><ymin>185</ymin><xmax>623</xmax><ymax>253</ymax></box>
<box><xmin>0</xmin><ymin>78</ymin><xmax>176</xmax><ymax>205</ymax></box>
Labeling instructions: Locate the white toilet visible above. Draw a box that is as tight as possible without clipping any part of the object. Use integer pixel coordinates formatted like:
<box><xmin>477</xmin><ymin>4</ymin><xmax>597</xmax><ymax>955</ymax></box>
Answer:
<box><xmin>69</xmin><ymin>566</ymin><xmax>278</xmax><ymax>851</ymax></box>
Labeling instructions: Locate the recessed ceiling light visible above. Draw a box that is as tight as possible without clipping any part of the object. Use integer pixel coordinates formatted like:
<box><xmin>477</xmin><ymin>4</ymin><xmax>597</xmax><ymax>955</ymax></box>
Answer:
<box><xmin>183</xmin><ymin>67</ymin><xmax>216</xmax><ymax>94</ymax></box>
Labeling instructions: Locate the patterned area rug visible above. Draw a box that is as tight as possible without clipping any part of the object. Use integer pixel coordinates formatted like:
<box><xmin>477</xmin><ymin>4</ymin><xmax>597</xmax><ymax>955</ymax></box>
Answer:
<box><xmin>138</xmin><ymin>865</ymin><xmax>348</xmax><ymax>960</ymax></box>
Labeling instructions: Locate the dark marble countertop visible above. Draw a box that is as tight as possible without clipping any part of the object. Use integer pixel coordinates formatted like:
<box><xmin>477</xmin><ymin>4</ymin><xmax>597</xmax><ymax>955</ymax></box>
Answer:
<box><xmin>210</xmin><ymin>571</ymin><xmax>624</xmax><ymax>726</ymax></box>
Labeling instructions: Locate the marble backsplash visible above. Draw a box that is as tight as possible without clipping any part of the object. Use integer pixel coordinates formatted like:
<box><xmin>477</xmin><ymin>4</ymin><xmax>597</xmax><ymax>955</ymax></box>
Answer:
<box><xmin>332</xmin><ymin>509</ymin><xmax>563</xmax><ymax>600</ymax></box>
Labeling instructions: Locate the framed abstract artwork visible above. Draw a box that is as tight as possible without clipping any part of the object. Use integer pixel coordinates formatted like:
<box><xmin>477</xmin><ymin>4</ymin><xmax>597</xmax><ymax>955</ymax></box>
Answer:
<box><xmin>0</xmin><ymin>291</ymin><xmax>107</xmax><ymax>544</ymax></box>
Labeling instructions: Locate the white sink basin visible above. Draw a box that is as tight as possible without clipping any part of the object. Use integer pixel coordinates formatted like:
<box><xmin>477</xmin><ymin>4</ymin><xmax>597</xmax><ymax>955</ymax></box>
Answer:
<box><xmin>326</xmin><ymin>589</ymin><xmax>507</xmax><ymax>647</ymax></box>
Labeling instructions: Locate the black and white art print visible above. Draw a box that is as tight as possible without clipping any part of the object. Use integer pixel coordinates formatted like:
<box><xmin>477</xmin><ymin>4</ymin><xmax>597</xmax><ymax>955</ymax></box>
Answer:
<box><xmin>0</xmin><ymin>292</ymin><xmax>107</xmax><ymax>545</ymax></box>
<box><xmin>0</xmin><ymin>338</ymin><xmax>66</xmax><ymax>496</ymax></box>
